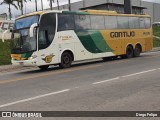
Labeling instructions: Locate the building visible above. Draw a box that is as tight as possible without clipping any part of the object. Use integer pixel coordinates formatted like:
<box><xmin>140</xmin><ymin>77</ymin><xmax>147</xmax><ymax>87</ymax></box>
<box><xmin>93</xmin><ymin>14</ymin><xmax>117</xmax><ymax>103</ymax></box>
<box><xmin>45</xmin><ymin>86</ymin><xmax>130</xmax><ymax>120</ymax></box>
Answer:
<box><xmin>55</xmin><ymin>0</ymin><xmax>160</xmax><ymax>23</ymax></box>
<box><xmin>0</xmin><ymin>13</ymin><xmax>7</xmax><ymax>20</ymax></box>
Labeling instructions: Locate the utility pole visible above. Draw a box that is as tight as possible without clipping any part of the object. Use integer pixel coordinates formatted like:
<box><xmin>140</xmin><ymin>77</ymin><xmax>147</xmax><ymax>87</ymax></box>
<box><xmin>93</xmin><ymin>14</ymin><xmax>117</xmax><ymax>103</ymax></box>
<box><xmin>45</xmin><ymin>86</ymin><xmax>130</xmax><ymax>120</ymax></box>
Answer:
<box><xmin>124</xmin><ymin>0</ymin><xmax>132</xmax><ymax>14</ymax></box>
<box><xmin>68</xmin><ymin>0</ymin><xmax>71</xmax><ymax>11</ymax></box>
<box><xmin>21</xmin><ymin>0</ymin><xmax>23</xmax><ymax>15</ymax></box>
<box><xmin>41</xmin><ymin>0</ymin><xmax>43</xmax><ymax>10</ymax></box>
<box><xmin>57</xmin><ymin>0</ymin><xmax>60</xmax><ymax>10</ymax></box>
<box><xmin>50</xmin><ymin>0</ymin><xmax>53</xmax><ymax>10</ymax></box>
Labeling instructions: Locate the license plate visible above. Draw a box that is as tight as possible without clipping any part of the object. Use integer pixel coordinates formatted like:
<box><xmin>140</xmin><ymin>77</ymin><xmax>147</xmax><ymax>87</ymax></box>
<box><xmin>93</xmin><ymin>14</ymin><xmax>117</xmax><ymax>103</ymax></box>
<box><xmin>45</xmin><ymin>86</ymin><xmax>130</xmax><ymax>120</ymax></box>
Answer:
<box><xmin>19</xmin><ymin>62</ymin><xmax>24</xmax><ymax>65</ymax></box>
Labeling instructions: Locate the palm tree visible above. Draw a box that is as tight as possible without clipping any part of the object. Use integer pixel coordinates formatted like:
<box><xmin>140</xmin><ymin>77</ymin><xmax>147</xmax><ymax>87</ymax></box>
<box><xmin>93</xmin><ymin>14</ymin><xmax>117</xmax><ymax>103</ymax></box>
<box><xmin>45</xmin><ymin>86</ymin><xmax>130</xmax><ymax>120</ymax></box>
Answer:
<box><xmin>0</xmin><ymin>0</ymin><xmax>18</xmax><ymax>20</ymax></box>
<box><xmin>16</xmin><ymin>0</ymin><xmax>31</xmax><ymax>15</ymax></box>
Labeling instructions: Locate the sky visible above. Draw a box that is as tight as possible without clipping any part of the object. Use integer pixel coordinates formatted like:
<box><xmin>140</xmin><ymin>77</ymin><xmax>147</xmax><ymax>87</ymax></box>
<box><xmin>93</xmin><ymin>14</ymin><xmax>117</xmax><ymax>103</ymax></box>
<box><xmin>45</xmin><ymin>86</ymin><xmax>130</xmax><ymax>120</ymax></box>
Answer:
<box><xmin>142</xmin><ymin>0</ymin><xmax>160</xmax><ymax>3</ymax></box>
<box><xmin>0</xmin><ymin>0</ymin><xmax>82</xmax><ymax>19</ymax></box>
<box><xmin>0</xmin><ymin>0</ymin><xmax>160</xmax><ymax>19</ymax></box>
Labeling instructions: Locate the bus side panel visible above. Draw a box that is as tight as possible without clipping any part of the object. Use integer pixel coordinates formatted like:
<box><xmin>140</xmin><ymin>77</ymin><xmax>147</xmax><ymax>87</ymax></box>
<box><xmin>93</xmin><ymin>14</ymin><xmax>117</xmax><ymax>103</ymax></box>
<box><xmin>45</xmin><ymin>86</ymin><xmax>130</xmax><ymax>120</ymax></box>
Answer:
<box><xmin>101</xmin><ymin>30</ymin><xmax>124</xmax><ymax>56</ymax></box>
<box><xmin>144</xmin><ymin>29</ymin><xmax>153</xmax><ymax>52</ymax></box>
<box><xmin>145</xmin><ymin>37</ymin><xmax>153</xmax><ymax>51</ymax></box>
<box><xmin>75</xmin><ymin>30</ymin><xmax>115</xmax><ymax>59</ymax></box>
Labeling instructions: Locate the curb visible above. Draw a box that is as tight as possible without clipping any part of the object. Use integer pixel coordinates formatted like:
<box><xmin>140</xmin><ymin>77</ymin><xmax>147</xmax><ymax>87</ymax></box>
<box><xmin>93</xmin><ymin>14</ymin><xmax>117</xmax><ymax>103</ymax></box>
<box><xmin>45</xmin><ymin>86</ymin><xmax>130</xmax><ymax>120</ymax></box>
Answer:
<box><xmin>0</xmin><ymin>65</ymin><xmax>36</xmax><ymax>73</ymax></box>
<box><xmin>151</xmin><ymin>47</ymin><xmax>160</xmax><ymax>52</ymax></box>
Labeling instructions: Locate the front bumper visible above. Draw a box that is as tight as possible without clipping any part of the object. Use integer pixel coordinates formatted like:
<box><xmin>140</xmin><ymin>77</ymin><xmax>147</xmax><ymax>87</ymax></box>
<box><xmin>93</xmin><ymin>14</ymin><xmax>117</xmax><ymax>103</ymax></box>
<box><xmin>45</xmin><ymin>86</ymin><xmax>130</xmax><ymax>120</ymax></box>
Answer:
<box><xmin>12</xmin><ymin>59</ymin><xmax>37</xmax><ymax>67</ymax></box>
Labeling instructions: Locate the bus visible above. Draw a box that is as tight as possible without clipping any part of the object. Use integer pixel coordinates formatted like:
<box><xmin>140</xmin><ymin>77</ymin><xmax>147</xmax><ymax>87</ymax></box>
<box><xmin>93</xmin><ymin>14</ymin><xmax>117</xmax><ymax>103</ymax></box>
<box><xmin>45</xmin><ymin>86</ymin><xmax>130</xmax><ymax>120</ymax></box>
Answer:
<box><xmin>0</xmin><ymin>20</ymin><xmax>14</xmax><ymax>40</ymax></box>
<box><xmin>9</xmin><ymin>10</ymin><xmax>152</xmax><ymax>70</ymax></box>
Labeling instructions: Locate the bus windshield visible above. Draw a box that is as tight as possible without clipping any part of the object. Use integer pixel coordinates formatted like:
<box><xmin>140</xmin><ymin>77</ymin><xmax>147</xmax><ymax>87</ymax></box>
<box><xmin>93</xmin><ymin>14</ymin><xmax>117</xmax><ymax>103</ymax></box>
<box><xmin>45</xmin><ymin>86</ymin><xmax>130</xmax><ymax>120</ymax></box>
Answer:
<box><xmin>11</xmin><ymin>16</ymin><xmax>39</xmax><ymax>54</ymax></box>
<box><xmin>15</xmin><ymin>16</ymin><xmax>39</xmax><ymax>30</ymax></box>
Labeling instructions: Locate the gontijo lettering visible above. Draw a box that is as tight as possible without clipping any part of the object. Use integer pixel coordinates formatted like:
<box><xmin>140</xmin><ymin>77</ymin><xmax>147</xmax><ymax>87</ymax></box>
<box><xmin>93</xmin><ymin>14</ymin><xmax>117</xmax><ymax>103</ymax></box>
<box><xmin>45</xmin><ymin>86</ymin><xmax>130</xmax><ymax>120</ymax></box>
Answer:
<box><xmin>110</xmin><ymin>31</ymin><xmax>135</xmax><ymax>38</ymax></box>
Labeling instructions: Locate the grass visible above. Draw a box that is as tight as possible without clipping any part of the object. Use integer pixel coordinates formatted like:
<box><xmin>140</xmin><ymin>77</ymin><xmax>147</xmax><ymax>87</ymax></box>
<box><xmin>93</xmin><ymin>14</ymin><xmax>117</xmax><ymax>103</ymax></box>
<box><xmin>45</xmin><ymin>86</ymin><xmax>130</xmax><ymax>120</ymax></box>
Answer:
<box><xmin>0</xmin><ymin>40</ymin><xmax>11</xmax><ymax>65</ymax></box>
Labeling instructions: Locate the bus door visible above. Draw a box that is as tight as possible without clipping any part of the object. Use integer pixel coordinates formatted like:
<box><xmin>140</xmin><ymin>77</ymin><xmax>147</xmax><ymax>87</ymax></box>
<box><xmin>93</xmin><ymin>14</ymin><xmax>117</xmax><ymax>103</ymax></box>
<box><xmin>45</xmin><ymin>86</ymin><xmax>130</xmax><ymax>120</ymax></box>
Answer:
<box><xmin>37</xmin><ymin>13</ymin><xmax>58</xmax><ymax>66</ymax></box>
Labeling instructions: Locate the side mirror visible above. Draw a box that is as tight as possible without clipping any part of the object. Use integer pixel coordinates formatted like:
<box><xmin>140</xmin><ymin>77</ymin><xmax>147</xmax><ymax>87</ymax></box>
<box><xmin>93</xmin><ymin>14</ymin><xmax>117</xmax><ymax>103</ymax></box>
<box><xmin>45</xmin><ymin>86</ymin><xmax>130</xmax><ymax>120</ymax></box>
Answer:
<box><xmin>29</xmin><ymin>23</ymin><xmax>38</xmax><ymax>37</ymax></box>
<box><xmin>2</xmin><ymin>30</ymin><xmax>9</xmax><ymax>43</ymax></box>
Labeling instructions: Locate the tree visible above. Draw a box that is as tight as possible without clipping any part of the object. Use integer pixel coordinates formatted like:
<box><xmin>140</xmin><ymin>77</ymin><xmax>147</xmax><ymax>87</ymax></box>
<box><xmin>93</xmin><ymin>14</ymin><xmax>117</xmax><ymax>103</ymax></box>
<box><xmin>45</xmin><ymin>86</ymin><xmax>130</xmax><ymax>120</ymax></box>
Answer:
<box><xmin>16</xmin><ymin>0</ymin><xmax>31</xmax><ymax>15</ymax></box>
<box><xmin>0</xmin><ymin>0</ymin><xmax>18</xmax><ymax>20</ymax></box>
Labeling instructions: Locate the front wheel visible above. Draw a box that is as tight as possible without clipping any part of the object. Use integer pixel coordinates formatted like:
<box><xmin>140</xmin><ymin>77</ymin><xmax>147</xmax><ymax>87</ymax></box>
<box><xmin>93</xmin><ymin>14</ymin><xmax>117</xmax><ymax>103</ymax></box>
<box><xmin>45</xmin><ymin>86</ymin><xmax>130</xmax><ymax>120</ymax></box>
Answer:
<box><xmin>59</xmin><ymin>52</ymin><xmax>72</xmax><ymax>68</ymax></box>
<box><xmin>38</xmin><ymin>65</ymin><xmax>49</xmax><ymax>70</ymax></box>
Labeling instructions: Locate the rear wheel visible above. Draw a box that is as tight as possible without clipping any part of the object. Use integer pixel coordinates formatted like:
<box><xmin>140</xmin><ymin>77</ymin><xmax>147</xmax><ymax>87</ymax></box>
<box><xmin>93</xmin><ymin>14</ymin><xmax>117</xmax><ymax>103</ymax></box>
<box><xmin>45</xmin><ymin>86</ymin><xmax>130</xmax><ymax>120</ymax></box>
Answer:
<box><xmin>59</xmin><ymin>52</ymin><xmax>72</xmax><ymax>68</ymax></box>
<box><xmin>126</xmin><ymin>45</ymin><xmax>134</xmax><ymax>58</ymax></box>
<box><xmin>38</xmin><ymin>65</ymin><xmax>49</xmax><ymax>70</ymax></box>
<box><xmin>134</xmin><ymin>45</ymin><xmax>141</xmax><ymax>57</ymax></box>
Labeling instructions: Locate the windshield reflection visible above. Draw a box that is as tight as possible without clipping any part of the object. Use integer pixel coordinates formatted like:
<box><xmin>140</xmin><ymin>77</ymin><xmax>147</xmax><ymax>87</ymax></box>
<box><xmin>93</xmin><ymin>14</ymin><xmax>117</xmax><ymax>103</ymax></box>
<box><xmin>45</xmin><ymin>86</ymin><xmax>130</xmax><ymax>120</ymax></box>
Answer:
<box><xmin>15</xmin><ymin>16</ymin><xmax>39</xmax><ymax>30</ymax></box>
<box><xmin>11</xmin><ymin>29</ymin><xmax>37</xmax><ymax>54</ymax></box>
<box><xmin>11</xmin><ymin>16</ymin><xmax>38</xmax><ymax>54</ymax></box>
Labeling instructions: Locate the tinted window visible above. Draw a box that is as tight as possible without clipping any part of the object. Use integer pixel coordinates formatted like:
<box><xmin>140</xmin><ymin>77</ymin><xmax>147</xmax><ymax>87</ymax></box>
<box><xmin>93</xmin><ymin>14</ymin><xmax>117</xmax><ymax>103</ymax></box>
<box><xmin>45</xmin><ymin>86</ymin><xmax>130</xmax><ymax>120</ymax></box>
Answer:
<box><xmin>75</xmin><ymin>15</ymin><xmax>91</xmax><ymax>30</ymax></box>
<box><xmin>105</xmin><ymin>16</ymin><xmax>118</xmax><ymax>29</ymax></box>
<box><xmin>145</xmin><ymin>18</ymin><xmax>151</xmax><ymax>29</ymax></box>
<box><xmin>139</xmin><ymin>18</ymin><xmax>145</xmax><ymax>29</ymax></box>
<box><xmin>117</xmin><ymin>16</ymin><xmax>129</xmax><ymax>29</ymax></box>
<box><xmin>129</xmin><ymin>17</ymin><xmax>140</xmax><ymax>29</ymax></box>
<box><xmin>58</xmin><ymin>14</ymin><xmax>75</xmax><ymax>31</ymax></box>
<box><xmin>90</xmin><ymin>15</ymin><xmax>105</xmax><ymax>30</ymax></box>
<box><xmin>39</xmin><ymin>13</ymin><xmax>56</xmax><ymax>50</ymax></box>
<box><xmin>15</xmin><ymin>16</ymin><xmax>39</xmax><ymax>29</ymax></box>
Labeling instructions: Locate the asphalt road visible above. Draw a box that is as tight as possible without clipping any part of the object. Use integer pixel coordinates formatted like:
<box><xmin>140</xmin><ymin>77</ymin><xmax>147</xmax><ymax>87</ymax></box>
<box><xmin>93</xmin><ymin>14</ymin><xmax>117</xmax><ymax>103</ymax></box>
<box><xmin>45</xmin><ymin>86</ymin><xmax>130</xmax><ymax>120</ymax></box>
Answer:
<box><xmin>0</xmin><ymin>51</ymin><xmax>160</xmax><ymax>119</ymax></box>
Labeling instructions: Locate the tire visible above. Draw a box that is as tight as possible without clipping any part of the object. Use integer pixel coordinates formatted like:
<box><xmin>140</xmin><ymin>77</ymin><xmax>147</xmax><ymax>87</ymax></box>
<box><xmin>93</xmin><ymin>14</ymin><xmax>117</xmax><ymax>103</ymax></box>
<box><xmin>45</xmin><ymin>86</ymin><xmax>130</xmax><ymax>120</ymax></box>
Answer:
<box><xmin>59</xmin><ymin>52</ymin><xmax>72</xmax><ymax>68</ymax></box>
<box><xmin>126</xmin><ymin>45</ymin><xmax>134</xmax><ymax>58</ymax></box>
<box><xmin>134</xmin><ymin>45</ymin><xmax>141</xmax><ymax>57</ymax></box>
<box><xmin>38</xmin><ymin>65</ymin><xmax>49</xmax><ymax>70</ymax></box>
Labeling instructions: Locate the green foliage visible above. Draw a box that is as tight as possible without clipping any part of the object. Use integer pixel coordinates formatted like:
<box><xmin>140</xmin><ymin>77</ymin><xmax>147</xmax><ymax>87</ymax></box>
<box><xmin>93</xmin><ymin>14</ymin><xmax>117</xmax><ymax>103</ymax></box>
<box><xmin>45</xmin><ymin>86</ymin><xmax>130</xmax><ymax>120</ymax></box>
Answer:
<box><xmin>0</xmin><ymin>40</ymin><xmax>11</xmax><ymax>65</ymax></box>
<box><xmin>153</xmin><ymin>25</ymin><xmax>160</xmax><ymax>48</ymax></box>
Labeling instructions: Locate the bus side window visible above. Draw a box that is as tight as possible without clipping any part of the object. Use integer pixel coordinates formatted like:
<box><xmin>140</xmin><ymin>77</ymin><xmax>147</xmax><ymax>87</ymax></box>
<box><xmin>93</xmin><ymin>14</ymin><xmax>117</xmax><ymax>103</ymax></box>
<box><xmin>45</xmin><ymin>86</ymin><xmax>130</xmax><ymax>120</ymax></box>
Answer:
<box><xmin>105</xmin><ymin>16</ymin><xmax>118</xmax><ymax>29</ymax></box>
<box><xmin>39</xmin><ymin>13</ymin><xmax>56</xmax><ymax>50</ymax></box>
<box><xmin>139</xmin><ymin>18</ymin><xmax>145</xmax><ymax>29</ymax></box>
<box><xmin>145</xmin><ymin>18</ymin><xmax>151</xmax><ymax>29</ymax></box>
<box><xmin>117</xmin><ymin>16</ymin><xmax>129</xmax><ymax>29</ymax></box>
<box><xmin>2</xmin><ymin>22</ymin><xmax>9</xmax><ymax>30</ymax></box>
<box><xmin>129</xmin><ymin>17</ymin><xmax>140</xmax><ymax>29</ymax></box>
<box><xmin>75</xmin><ymin>15</ymin><xmax>91</xmax><ymax>30</ymax></box>
<box><xmin>58</xmin><ymin>14</ymin><xmax>75</xmax><ymax>31</ymax></box>
<box><xmin>38</xmin><ymin>30</ymin><xmax>48</xmax><ymax>49</ymax></box>
<box><xmin>90</xmin><ymin>15</ymin><xmax>105</xmax><ymax>30</ymax></box>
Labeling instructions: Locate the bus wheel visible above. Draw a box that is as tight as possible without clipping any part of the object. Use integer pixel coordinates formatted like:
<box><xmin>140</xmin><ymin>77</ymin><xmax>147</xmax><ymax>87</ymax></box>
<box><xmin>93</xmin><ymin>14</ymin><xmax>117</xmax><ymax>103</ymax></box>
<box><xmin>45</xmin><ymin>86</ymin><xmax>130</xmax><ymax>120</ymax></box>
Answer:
<box><xmin>38</xmin><ymin>65</ymin><xmax>49</xmax><ymax>70</ymax></box>
<box><xmin>134</xmin><ymin>45</ymin><xmax>141</xmax><ymax>57</ymax></box>
<box><xmin>59</xmin><ymin>52</ymin><xmax>72</xmax><ymax>68</ymax></box>
<box><xmin>126</xmin><ymin>45</ymin><xmax>133</xmax><ymax>58</ymax></box>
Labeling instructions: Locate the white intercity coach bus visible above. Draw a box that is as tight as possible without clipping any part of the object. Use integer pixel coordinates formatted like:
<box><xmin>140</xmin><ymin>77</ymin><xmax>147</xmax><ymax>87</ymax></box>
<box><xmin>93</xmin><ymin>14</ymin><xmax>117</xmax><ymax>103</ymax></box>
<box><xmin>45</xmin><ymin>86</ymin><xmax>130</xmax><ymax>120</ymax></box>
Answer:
<box><xmin>8</xmin><ymin>10</ymin><xmax>152</xmax><ymax>70</ymax></box>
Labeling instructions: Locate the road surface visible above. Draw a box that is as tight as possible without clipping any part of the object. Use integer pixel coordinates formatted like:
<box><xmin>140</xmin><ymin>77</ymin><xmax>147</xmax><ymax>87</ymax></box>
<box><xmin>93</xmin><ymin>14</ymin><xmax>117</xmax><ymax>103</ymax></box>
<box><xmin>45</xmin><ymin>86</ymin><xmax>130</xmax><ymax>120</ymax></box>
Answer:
<box><xmin>0</xmin><ymin>51</ymin><xmax>160</xmax><ymax>119</ymax></box>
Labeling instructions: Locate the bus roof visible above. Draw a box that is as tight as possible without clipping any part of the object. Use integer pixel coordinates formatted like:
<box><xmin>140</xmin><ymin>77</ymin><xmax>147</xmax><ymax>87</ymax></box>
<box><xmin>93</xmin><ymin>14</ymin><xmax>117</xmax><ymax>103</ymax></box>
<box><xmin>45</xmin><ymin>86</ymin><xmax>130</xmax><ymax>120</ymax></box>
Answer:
<box><xmin>16</xmin><ymin>10</ymin><xmax>49</xmax><ymax>20</ymax></box>
<box><xmin>16</xmin><ymin>9</ymin><xmax>150</xmax><ymax>20</ymax></box>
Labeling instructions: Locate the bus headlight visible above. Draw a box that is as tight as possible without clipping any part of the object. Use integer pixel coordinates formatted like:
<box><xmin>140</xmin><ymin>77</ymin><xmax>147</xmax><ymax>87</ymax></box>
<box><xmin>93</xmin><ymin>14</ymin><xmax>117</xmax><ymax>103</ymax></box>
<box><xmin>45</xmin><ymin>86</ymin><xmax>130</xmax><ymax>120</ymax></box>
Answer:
<box><xmin>28</xmin><ymin>55</ymin><xmax>37</xmax><ymax>60</ymax></box>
